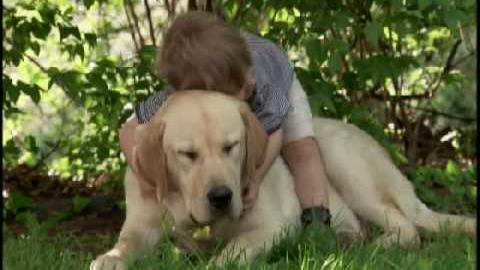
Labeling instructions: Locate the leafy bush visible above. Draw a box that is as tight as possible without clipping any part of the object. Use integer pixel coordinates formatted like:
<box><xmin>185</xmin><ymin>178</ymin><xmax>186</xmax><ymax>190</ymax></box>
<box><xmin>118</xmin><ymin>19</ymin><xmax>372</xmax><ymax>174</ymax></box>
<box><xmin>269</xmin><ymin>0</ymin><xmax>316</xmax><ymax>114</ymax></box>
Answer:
<box><xmin>3</xmin><ymin>0</ymin><xmax>476</xmax><ymax>197</ymax></box>
<box><xmin>410</xmin><ymin>161</ymin><xmax>476</xmax><ymax>213</ymax></box>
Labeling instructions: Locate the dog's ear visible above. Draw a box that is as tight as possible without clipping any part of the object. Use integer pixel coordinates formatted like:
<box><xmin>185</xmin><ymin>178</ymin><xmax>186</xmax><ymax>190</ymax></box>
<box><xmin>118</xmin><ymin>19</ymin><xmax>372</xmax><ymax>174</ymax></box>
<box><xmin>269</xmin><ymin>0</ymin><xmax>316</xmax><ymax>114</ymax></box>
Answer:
<box><xmin>132</xmin><ymin>121</ymin><xmax>167</xmax><ymax>202</ymax></box>
<box><xmin>239</xmin><ymin>103</ymin><xmax>268</xmax><ymax>185</ymax></box>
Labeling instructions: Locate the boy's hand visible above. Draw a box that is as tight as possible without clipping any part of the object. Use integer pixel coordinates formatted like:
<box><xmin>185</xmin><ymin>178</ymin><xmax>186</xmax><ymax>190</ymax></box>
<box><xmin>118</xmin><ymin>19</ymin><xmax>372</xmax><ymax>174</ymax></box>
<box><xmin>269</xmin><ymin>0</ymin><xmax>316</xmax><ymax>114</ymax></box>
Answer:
<box><xmin>242</xmin><ymin>178</ymin><xmax>260</xmax><ymax>213</ymax></box>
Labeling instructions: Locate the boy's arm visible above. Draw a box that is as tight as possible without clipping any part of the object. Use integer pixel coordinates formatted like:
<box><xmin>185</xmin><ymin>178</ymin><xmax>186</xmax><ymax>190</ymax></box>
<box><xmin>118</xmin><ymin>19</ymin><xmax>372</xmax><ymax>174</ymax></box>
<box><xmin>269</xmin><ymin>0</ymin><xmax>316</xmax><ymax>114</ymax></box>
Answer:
<box><xmin>119</xmin><ymin>116</ymin><xmax>140</xmax><ymax>167</ymax></box>
<box><xmin>120</xmin><ymin>87</ymin><xmax>172</xmax><ymax>167</ymax></box>
<box><xmin>255</xmin><ymin>128</ymin><xmax>283</xmax><ymax>182</ymax></box>
<box><xmin>242</xmin><ymin>128</ymin><xmax>283</xmax><ymax>211</ymax></box>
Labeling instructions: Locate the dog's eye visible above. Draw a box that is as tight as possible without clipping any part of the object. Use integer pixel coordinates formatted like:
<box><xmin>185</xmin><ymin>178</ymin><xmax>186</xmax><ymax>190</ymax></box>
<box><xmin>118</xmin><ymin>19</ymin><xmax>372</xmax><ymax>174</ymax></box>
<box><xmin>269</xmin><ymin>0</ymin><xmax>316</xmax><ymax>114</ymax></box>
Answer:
<box><xmin>223</xmin><ymin>142</ymin><xmax>238</xmax><ymax>154</ymax></box>
<box><xmin>180</xmin><ymin>150</ymin><xmax>198</xmax><ymax>161</ymax></box>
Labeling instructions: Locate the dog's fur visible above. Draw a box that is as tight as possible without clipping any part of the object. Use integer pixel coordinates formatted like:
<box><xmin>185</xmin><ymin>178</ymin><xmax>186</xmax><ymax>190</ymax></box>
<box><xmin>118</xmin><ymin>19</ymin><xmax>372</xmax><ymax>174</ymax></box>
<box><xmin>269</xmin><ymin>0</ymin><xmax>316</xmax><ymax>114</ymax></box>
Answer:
<box><xmin>91</xmin><ymin>91</ymin><xmax>476</xmax><ymax>270</ymax></box>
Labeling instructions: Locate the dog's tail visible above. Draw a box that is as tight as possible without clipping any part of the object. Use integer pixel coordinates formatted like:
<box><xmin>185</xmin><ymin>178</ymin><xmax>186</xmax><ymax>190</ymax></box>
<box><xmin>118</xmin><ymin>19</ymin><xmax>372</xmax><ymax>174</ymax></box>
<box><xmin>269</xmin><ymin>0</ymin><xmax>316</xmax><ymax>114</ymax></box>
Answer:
<box><xmin>413</xmin><ymin>199</ymin><xmax>476</xmax><ymax>239</ymax></box>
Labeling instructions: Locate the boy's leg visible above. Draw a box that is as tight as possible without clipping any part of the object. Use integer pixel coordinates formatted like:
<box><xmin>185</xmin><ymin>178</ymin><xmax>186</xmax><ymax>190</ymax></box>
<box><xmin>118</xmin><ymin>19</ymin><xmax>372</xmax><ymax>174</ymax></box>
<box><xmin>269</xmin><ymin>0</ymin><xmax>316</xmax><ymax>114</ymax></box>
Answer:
<box><xmin>281</xmin><ymin>75</ymin><xmax>331</xmax><ymax>226</ymax></box>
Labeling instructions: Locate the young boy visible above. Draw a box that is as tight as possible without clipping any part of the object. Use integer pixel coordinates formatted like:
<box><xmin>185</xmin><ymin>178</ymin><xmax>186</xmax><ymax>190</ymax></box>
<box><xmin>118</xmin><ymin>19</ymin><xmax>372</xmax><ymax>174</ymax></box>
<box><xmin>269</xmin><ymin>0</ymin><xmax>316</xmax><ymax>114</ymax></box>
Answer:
<box><xmin>120</xmin><ymin>11</ymin><xmax>331</xmax><ymax>227</ymax></box>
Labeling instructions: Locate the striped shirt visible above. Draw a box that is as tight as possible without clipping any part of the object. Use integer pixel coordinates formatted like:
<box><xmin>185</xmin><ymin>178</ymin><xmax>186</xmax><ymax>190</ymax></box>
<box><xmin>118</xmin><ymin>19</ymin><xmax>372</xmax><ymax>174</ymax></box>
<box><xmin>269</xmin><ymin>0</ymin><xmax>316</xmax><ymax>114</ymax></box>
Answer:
<box><xmin>135</xmin><ymin>32</ymin><xmax>294</xmax><ymax>135</ymax></box>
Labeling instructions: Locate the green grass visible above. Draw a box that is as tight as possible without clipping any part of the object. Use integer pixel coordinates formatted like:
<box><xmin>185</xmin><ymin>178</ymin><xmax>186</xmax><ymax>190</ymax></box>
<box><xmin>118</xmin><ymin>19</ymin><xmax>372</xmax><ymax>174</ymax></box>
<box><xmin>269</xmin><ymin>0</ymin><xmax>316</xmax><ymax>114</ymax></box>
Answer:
<box><xmin>3</xmin><ymin>222</ymin><xmax>476</xmax><ymax>270</ymax></box>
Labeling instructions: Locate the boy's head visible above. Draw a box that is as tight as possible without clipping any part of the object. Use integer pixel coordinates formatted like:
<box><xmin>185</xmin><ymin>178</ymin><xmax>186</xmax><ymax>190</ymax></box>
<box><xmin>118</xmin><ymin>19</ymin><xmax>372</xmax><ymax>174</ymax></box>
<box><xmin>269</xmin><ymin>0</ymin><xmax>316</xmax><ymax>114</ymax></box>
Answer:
<box><xmin>157</xmin><ymin>11</ymin><xmax>254</xmax><ymax>99</ymax></box>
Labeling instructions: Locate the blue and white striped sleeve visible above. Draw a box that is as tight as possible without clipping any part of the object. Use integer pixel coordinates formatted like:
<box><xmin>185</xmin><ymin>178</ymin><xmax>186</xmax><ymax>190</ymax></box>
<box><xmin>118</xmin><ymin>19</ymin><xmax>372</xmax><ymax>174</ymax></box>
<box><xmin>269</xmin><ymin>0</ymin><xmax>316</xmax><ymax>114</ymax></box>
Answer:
<box><xmin>134</xmin><ymin>88</ymin><xmax>173</xmax><ymax>124</ymax></box>
<box><xmin>246</xmin><ymin>33</ymin><xmax>294</xmax><ymax>135</ymax></box>
<box><xmin>250</xmin><ymin>84</ymin><xmax>291</xmax><ymax>135</ymax></box>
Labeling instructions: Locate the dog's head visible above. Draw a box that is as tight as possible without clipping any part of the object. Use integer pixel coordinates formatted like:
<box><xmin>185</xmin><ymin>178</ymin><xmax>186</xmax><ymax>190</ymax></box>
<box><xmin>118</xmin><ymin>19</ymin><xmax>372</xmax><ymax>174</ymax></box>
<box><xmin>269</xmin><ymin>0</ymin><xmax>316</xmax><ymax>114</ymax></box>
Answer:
<box><xmin>132</xmin><ymin>91</ymin><xmax>267</xmax><ymax>227</ymax></box>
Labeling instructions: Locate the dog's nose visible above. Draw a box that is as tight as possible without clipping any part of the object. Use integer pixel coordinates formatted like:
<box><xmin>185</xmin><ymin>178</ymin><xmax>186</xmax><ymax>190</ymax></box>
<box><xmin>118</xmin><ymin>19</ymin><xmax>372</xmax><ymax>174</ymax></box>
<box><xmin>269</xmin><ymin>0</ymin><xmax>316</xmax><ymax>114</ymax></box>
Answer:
<box><xmin>207</xmin><ymin>185</ymin><xmax>232</xmax><ymax>211</ymax></box>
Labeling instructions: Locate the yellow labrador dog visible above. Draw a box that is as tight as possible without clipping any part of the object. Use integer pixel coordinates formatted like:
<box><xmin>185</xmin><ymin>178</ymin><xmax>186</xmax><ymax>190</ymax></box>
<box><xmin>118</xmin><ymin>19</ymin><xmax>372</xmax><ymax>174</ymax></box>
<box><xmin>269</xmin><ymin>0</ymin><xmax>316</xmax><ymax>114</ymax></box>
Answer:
<box><xmin>91</xmin><ymin>91</ymin><xmax>475</xmax><ymax>269</ymax></box>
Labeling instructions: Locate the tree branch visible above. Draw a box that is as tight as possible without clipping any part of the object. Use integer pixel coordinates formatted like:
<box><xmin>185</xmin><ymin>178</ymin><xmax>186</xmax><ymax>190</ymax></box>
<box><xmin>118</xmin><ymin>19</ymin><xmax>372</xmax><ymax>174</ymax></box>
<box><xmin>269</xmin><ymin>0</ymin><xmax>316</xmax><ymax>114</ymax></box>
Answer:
<box><xmin>371</xmin><ymin>92</ymin><xmax>429</xmax><ymax>102</ymax></box>
<box><xmin>143</xmin><ymin>0</ymin><xmax>156</xmax><ymax>46</ymax></box>
<box><xmin>408</xmin><ymin>105</ymin><xmax>476</xmax><ymax>123</ymax></box>
<box><xmin>232</xmin><ymin>0</ymin><xmax>247</xmax><ymax>21</ymax></box>
<box><xmin>441</xmin><ymin>39</ymin><xmax>462</xmax><ymax>77</ymax></box>
<box><xmin>123</xmin><ymin>0</ymin><xmax>140</xmax><ymax>52</ymax></box>
<box><xmin>451</xmin><ymin>50</ymin><xmax>476</xmax><ymax>69</ymax></box>
<box><xmin>23</xmin><ymin>53</ymin><xmax>67</xmax><ymax>92</ymax></box>
<box><xmin>24</xmin><ymin>136</ymin><xmax>66</xmax><ymax>175</ymax></box>
<box><xmin>187</xmin><ymin>0</ymin><xmax>196</xmax><ymax>10</ymax></box>
<box><xmin>126</xmin><ymin>0</ymin><xmax>145</xmax><ymax>48</ymax></box>
<box><xmin>458</xmin><ymin>22</ymin><xmax>474</xmax><ymax>53</ymax></box>
<box><xmin>165</xmin><ymin>0</ymin><xmax>177</xmax><ymax>20</ymax></box>
<box><xmin>428</xmin><ymin>39</ymin><xmax>462</xmax><ymax>97</ymax></box>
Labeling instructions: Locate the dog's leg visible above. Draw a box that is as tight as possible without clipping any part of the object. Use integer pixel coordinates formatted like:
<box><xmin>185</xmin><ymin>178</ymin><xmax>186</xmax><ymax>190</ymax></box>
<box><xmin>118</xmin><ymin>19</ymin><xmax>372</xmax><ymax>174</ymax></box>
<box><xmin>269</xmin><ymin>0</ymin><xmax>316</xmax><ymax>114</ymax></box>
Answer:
<box><xmin>355</xmin><ymin>201</ymin><xmax>420</xmax><ymax>247</ymax></box>
<box><xmin>328</xmin><ymin>185</ymin><xmax>365</xmax><ymax>245</ymax></box>
<box><xmin>90</xmin><ymin>170</ymin><xmax>171</xmax><ymax>270</ymax></box>
<box><xmin>90</xmin><ymin>205</ymin><xmax>170</xmax><ymax>270</ymax></box>
<box><xmin>413</xmin><ymin>199</ymin><xmax>476</xmax><ymax>239</ymax></box>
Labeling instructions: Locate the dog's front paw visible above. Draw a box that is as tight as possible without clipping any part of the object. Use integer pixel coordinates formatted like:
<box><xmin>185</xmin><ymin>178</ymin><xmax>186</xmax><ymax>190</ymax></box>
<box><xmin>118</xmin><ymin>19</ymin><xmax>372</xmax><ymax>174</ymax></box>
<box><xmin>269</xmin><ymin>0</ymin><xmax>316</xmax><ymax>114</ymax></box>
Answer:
<box><xmin>90</xmin><ymin>254</ymin><xmax>125</xmax><ymax>270</ymax></box>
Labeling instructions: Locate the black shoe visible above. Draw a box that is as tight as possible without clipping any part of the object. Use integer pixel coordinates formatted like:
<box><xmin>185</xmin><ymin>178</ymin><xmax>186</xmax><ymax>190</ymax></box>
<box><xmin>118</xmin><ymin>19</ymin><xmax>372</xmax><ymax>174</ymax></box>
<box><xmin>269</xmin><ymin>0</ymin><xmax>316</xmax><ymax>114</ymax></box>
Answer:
<box><xmin>301</xmin><ymin>206</ymin><xmax>331</xmax><ymax>227</ymax></box>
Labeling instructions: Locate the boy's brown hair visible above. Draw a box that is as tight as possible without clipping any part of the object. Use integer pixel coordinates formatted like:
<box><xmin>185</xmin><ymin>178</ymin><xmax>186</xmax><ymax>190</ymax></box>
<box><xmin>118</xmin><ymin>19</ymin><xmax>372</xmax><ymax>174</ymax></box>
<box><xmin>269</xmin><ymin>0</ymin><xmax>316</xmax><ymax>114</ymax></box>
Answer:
<box><xmin>157</xmin><ymin>11</ymin><xmax>252</xmax><ymax>95</ymax></box>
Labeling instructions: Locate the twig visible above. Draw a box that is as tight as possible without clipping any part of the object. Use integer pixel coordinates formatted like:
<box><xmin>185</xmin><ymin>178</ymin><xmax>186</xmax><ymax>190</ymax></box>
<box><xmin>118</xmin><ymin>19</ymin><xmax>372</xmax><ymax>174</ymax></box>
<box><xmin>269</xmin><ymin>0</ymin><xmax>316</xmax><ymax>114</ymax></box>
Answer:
<box><xmin>165</xmin><ymin>0</ymin><xmax>177</xmax><ymax>20</ymax></box>
<box><xmin>441</xmin><ymin>39</ymin><xmax>462</xmax><ymax>77</ymax></box>
<box><xmin>206</xmin><ymin>0</ymin><xmax>213</xmax><ymax>12</ymax></box>
<box><xmin>427</xmin><ymin>39</ymin><xmax>462</xmax><ymax>97</ymax></box>
<box><xmin>451</xmin><ymin>50</ymin><xmax>476</xmax><ymax>69</ymax></box>
<box><xmin>123</xmin><ymin>0</ymin><xmax>140</xmax><ymax>52</ymax></box>
<box><xmin>458</xmin><ymin>22</ymin><xmax>474</xmax><ymax>53</ymax></box>
<box><xmin>406</xmin><ymin>104</ymin><xmax>476</xmax><ymax>123</ymax></box>
<box><xmin>22</xmin><ymin>53</ymin><xmax>67</xmax><ymax>92</ymax></box>
<box><xmin>24</xmin><ymin>54</ymin><xmax>48</xmax><ymax>74</ymax></box>
<box><xmin>143</xmin><ymin>0</ymin><xmax>156</xmax><ymax>46</ymax></box>
<box><xmin>187</xmin><ymin>0</ymin><xmax>196</xmax><ymax>10</ymax></box>
<box><xmin>371</xmin><ymin>92</ymin><xmax>429</xmax><ymax>102</ymax></box>
<box><xmin>24</xmin><ymin>137</ymin><xmax>65</xmax><ymax>175</ymax></box>
<box><xmin>126</xmin><ymin>0</ymin><xmax>145</xmax><ymax>47</ymax></box>
<box><xmin>233</xmin><ymin>0</ymin><xmax>245</xmax><ymax>21</ymax></box>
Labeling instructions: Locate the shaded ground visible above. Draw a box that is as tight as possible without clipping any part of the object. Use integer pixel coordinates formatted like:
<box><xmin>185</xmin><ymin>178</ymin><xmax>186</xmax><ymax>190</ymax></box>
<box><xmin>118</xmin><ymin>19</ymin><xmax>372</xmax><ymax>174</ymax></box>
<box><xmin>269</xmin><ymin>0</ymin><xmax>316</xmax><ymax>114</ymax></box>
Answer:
<box><xmin>3</xmin><ymin>164</ymin><xmax>476</xmax><ymax>247</ymax></box>
<box><xmin>4</xmin><ymin>165</ymin><xmax>124</xmax><ymax>240</ymax></box>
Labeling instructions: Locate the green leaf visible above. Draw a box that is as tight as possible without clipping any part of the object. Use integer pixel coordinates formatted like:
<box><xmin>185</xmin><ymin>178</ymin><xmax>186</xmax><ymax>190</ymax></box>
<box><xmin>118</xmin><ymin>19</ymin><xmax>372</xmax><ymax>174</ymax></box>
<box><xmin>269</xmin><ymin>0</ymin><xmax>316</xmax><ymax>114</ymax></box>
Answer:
<box><xmin>22</xmin><ymin>84</ymin><xmax>42</xmax><ymax>104</ymax></box>
<box><xmin>418</xmin><ymin>0</ymin><xmax>432</xmax><ymax>10</ymax></box>
<box><xmin>390</xmin><ymin>0</ymin><xmax>403</xmax><ymax>10</ymax></box>
<box><xmin>6</xmin><ymin>190</ymin><xmax>34</xmax><ymax>214</ymax></box>
<box><xmin>139</xmin><ymin>45</ymin><xmax>157</xmax><ymax>66</ymax></box>
<box><xmin>89</xmin><ymin>72</ymin><xmax>108</xmax><ymax>92</ymax></box>
<box><xmin>365</xmin><ymin>21</ymin><xmax>383</xmax><ymax>47</ymax></box>
<box><xmin>84</xmin><ymin>33</ymin><xmax>97</xmax><ymax>47</ymax></box>
<box><xmin>9</xmin><ymin>88</ymin><xmax>21</xmax><ymax>104</ymax></box>
<box><xmin>331</xmin><ymin>40</ymin><xmax>350</xmax><ymax>54</ymax></box>
<box><xmin>38</xmin><ymin>4</ymin><xmax>56</xmax><ymax>25</ymax></box>
<box><xmin>25</xmin><ymin>135</ymin><xmax>39</xmax><ymax>154</ymax></box>
<box><xmin>328</xmin><ymin>52</ymin><xmax>342</xmax><ymax>73</ymax></box>
<box><xmin>4</xmin><ymin>139</ymin><xmax>21</xmax><ymax>162</ymax></box>
<box><xmin>433</xmin><ymin>0</ymin><xmax>449</xmax><ymax>7</ymax></box>
<box><xmin>442</xmin><ymin>10</ymin><xmax>466</xmax><ymax>29</ymax></box>
<box><xmin>59</xmin><ymin>26</ymin><xmax>81</xmax><ymax>40</ymax></box>
<box><xmin>83</xmin><ymin>0</ymin><xmax>96</xmax><ymax>9</ymax></box>
<box><xmin>4</xmin><ymin>77</ymin><xmax>20</xmax><ymax>103</ymax></box>
<box><xmin>72</xmin><ymin>196</ymin><xmax>91</xmax><ymax>213</ymax></box>
<box><xmin>305</xmin><ymin>39</ymin><xmax>322</xmax><ymax>62</ymax></box>
<box><xmin>30</xmin><ymin>42</ymin><xmax>41</xmax><ymax>55</ymax></box>
<box><xmin>334</xmin><ymin>14</ymin><xmax>350</xmax><ymax>29</ymax></box>
<box><xmin>75</xmin><ymin>44</ymin><xmax>85</xmax><ymax>60</ymax></box>
<box><xmin>446</xmin><ymin>160</ymin><xmax>461</xmax><ymax>176</ymax></box>
<box><xmin>309</xmin><ymin>89</ymin><xmax>337</xmax><ymax>115</ymax></box>
<box><xmin>47</xmin><ymin>78</ymin><xmax>56</xmax><ymax>90</ymax></box>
